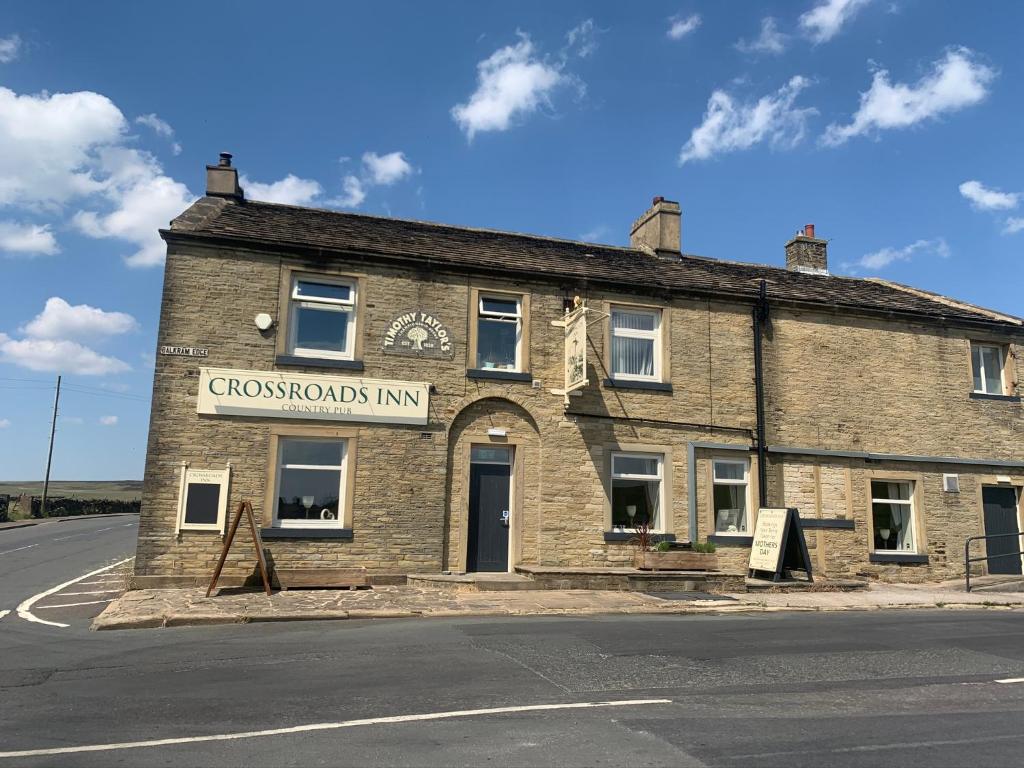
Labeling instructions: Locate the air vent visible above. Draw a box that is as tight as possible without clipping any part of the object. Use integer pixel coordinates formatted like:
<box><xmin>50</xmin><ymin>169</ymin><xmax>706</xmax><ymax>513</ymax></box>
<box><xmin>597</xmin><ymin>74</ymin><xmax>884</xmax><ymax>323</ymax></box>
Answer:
<box><xmin>942</xmin><ymin>474</ymin><xmax>960</xmax><ymax>493</ymax></box>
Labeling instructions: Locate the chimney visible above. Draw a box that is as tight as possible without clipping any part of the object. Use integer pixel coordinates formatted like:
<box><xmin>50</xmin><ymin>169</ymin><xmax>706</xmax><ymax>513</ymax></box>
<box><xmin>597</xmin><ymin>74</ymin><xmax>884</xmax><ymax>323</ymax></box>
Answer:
<box><xmin>206</xmin><ymin>152</ymin><xmax>244</xmax><ymax>200</ymax></box>
<box><xmin>785</xmin><ymin>224</ymin><xmax>827</xmax><ymax>274</ymax></box>
<box><xmin>630</xmin><ymin>196</ymin><xmax>681</xmax><ymax>257</ymax></box>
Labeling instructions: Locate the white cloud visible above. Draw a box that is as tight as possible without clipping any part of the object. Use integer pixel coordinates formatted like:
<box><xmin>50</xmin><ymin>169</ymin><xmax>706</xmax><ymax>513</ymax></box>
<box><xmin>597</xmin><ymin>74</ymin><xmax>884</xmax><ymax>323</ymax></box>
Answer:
<box><xmin>241</xmin><ymin>174</ymin><xmax>323</xmax><ymax>206</ymax></box>
<box><xmin>0</xmin><ymin>332</ymin><xmax>130</xmax><ymax>375</ymax></box>
<box><xmin>362</xmin><ymin>152</ymin><xmax>413</xmax><ymax>186</ymax></box>
<box><xmin>822</xmin><ymin>47</ymin><xmax>996</xmax><ymax>146</ymax></box>
<box><xmin>959</xmin><ymin>180</ymin><xmax>1018</xmax><ymax>211</ymax></box>
<box><xmin>332</xmin><ymin>175</ymin><xmax>366</xmax><ymax>209</ymax></box>
<box><xmin>135</xmin><ymin>113</ymin><xmax>181</xmax><ymax>155</ymax></box>
<box><xmin>667</xmin><ymin>13</ymin><xmax>701</xmax><ymax>40</ymax></box>
<box><xmin>1003</xmin><ymin>217</ymin><xmax>1024</xmax><ymax>235</ymax></box>
<box><xmin>21</xmin><ymin>297</ymin><xmax>137</xmax><ymax>341</ymax></box>
<box><xmin>799</xmin><ymin>0</ymin><xmax>871</xmax><ymax>43</ymax></box>
<box><xmin>99</xmin><ymin>415</ymin><xmax>118</xmax><ymax>426</ymax></box>
<box><xmin>0</xmin><ymin>34</ymin><xmax>21</xmax><ymax>63</ymax></box>
<box><xmin>565</xmin><ymin>19</ymin><xmax>599</xmax><ymax>58</ymax></box>
<box><xmin>736</xmin><ymin>17</ymin><xmax>788</xmax><ymax>55</ymax></box>
<box><xmin>0</xmin><ymin>221</ymin><xmax>58</xmax><ymax>255</ymax></box>
<box><xmin>452</xmin><ymin>33</ymin><xmax>571</xmax><ymax>140</ymax></box>
<box><xmin>679</xmin><ymin>76</ymin><xmax>816</xmax><ymax>164</ymax></box>
<box><xmin>0</xmin><ymin>418</ymin><xmax>9</xmax><ymax>428</ymax></box>
<box><xmin>849</xmin><ymin>237</ymin><xmax>949</xmax><ymax>271</ymax></box>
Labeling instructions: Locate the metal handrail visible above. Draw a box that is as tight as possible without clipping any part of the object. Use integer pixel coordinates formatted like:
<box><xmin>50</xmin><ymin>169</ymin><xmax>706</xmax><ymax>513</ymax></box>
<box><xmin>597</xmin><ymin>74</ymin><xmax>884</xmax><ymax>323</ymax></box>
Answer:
<box><xmin>964</xmin><ymin>532</ymin><xmax>1024</xmax><ymax>592</ymax></box>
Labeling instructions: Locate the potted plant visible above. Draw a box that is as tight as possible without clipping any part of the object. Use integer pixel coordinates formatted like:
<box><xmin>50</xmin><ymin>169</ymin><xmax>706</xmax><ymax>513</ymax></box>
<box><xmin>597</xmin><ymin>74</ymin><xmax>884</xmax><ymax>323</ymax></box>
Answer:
<box><xmin>634</xmin><ymin>526</ymin><xmax>718</xmax><ymax>571</ymax></box>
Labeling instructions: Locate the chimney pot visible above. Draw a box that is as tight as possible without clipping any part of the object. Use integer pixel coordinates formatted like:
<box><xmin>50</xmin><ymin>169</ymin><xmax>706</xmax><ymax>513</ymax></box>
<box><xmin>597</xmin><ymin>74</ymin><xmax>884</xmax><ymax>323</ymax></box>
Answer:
<box><xmin>206</xmin><ymin>152</ymin><xmax>244</xmax><ymax>200</ymax></box>
<box><xmin>785</xmin><ymin>225</ymin><xmax>827</xmax><ymax>274</ymax></box>
<box><xmin>630</xmin><ymin>197</ymin><xmax>681</xmax><ymax>257</ymax></box>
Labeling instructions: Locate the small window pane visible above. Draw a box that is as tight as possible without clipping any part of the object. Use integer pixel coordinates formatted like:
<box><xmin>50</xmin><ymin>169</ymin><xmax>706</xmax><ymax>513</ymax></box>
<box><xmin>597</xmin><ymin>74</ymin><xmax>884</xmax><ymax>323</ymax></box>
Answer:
<box><xmin>295</xmin><ymin>281</ymin><xmax>352</xmax><ymax>302</ymax></box>
<box><xmin>612</xmin><ymin>478</ymin><xmax>660</xmax><ymax>528</ymax></box>
<box><xmin>612</xmin><ymin>310</ymin><xmax>656</xmax><ymax>332</ymax></box>
<box><xmin>476</xmin><ymin>318</ymin><xmax>517</xmax><ymax>369</ymax></box>
<box><xmin>872</xmin><ymin>502</ymin><xmax>914</xmax><ymax>551</ymax></box>
<box><xmin>871</xmin><ymin>481</ymin><xmax>911</xmax><ymax>501</ymax></box>
<box><xmin>294</xmin><ymin>305</ymin><xmax>350</xmax><ymax>353</ymax></box>
<box><xmin>714</xmin><ymin>484</ymin><xmax>748</xmax><ymax>533</ymax></box>
<box><xmin>613</xmin><ymin>455</ymin><xmax>658</xmax><ymax>477</ymax></box>
<box><xmin>471</xmin><ymin>445</ymin><xmax>512</xmax><ymax>464</ymax></box>
<box><xmin>713</xmin><ymin>462</ymin><xmax>745</xmax><ymax>481</ymax></box>
<box><xmin>277</xmin><ymin>467</ymin><xmax>342</xmax><ymax>522</ymax></box>
<box><xmin>972</xmin><ymin>344</ymin><xmax>984</xmax><ymax>392</ymax></box>
<box><xmin>981</xmin><ymin>346</ymin><xmax>1002</xmax><ymax>393</ymax></box>
<box><xmin>612</xmin><ymin>336</ymin><xmax>655</xmax><ymax>377</ymax></box>
<box><xmin>481</xmin><ymin>297</ymin><xmax>519</xmax><ymax>315</ymax></box>
<box><xmin>281</xmin><ymin>439</ymin><xmax>343</xmax><ymax>467</ymax></box>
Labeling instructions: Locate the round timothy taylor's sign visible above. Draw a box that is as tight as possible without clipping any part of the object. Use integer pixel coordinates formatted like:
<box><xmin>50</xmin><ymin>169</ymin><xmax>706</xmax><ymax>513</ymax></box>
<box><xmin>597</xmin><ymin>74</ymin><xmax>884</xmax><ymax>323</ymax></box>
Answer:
<box><xmin>382</xmin><ymin>311</ymin><xmax>454</xmax><ymax>359</ymax></box>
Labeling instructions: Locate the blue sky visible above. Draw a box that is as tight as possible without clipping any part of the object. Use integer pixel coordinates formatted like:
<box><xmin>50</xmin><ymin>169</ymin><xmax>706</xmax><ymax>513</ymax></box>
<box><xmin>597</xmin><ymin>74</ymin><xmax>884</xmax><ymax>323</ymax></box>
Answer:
<box><xmin>1</xmin><ymin>0</ymin><xmax>1022</xmax><ymax>480</ymax></box>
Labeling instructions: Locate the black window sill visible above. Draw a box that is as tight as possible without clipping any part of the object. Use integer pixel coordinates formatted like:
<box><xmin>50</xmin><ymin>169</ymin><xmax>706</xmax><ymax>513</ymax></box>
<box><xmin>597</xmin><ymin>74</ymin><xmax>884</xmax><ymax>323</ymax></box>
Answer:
<box><xmin>801</xmin><ymin>519</ymin><xmax>856</xmax><ymax>530</ymax></box>
<box><xmin>708</xmin><ymin>534</ymin><xmax>753</xmax><ymax>546</ymax></box>
<box><xmin>603</xmin><ymin>378</ymin><xmax>673</xmax><ymax>393</ymax></box>
<box><xmin>275</xmin><ymin>355</ymin><xmax>364</xmax><ymax>371</ymax></box>
<box><xmin>869</xmin><ymin>552</ymin><xmax>928</xmax><ymax>564</ymax></box>
<box><xmin>969</xmin><ymin>392</ymin><xmax>1020</xmax><ymax>402</ymax></box>
<box><xmin>466</xmin><ymin>369</ymin><xmax>533</xmax><ymax>382</ymax></box>
<box><xmin>260</xmin><ymin>528</ymin><xmax>353</xmax><ymax>540</ymax></box>
<box><xmin>604</xmin><ymin>532</ymin><xmax>676</xmax><ymax>543</ymax></box>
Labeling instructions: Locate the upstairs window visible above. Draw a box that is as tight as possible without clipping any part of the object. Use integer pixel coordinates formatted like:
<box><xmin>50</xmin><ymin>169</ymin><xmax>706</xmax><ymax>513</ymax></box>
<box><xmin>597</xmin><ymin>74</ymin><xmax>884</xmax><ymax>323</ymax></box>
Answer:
<box><xmin>288</xmin><ymin>277</ymin><xmax>356</xmax><ymax>360</ymax></box>
<box><xmin>971</xmin><ymin>342</ymin><xmax>1005</xmax><ymax>395</ymax></box>
<box><xmin>870</xmin><ymin>480</ymin><xmax>916</xmax><ymax>552</ymax></box>
<box><xmin>611</xmin><ymin>452</ymin><xmax>663</xmax><ymax>531</ymax></box>
<box><xmin>611</xmin><ymin>308</ymin><xmax>661</xmax><ymax>381</ymax></box>
<box><xmin>476</xmin><ymin>294</ymin><xmax>523</xmax><ymax>371</ymax></box>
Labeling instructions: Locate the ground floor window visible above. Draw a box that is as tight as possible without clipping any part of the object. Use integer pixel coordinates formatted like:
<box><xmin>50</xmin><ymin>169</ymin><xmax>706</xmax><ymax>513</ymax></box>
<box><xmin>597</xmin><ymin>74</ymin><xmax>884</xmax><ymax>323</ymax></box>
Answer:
<box><xmin>611</xmin><ymin>452</ymin><xmax>663</xmax><ymax>531</ymax></box>
<box><xmin>274</xmin><ymin>438</ymin><xmax>347</xmax><ymax>527</ymax></box>
<box><xmin>870</xmin><ymin>480</ymin><xmax>916</xmax><ymax>552</ymax></box>
<box><xmin>713</xmin><ymin>459</ymin><xmax>749</xmax><ymax>535</ymax></box>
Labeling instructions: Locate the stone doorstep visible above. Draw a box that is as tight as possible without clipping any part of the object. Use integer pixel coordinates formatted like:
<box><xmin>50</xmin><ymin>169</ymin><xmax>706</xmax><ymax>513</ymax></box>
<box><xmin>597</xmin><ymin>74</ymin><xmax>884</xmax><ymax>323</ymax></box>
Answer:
<box><xmin>406</xmin><ymin>573</ymin><xmax>540</xmax><ymax>592</ymax></box>
<box><xmin>744</xmin><ymin>577</ymin><xmax>870</xmax><ymax>592</ymax></box>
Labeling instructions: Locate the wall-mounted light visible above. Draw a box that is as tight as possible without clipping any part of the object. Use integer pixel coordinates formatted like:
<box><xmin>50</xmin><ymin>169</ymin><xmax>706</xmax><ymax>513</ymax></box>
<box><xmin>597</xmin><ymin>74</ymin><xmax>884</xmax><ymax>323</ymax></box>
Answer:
<box><xmin>254</xmin><ymin>313</ymin><xmax>274</xmax><ymax>331</ymax></box>
<box><xmin>487</xmin><ymin>428</ymin><xmax>507</xmax><ymax>438</ymax></box>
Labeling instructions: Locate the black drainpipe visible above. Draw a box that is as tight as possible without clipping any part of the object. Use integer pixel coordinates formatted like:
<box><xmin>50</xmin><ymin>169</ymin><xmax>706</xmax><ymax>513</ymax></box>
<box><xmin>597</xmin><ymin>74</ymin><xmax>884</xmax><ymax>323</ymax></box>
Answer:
<box><xmin>752</xmin><ymin>279</ymin><xmax>769</xmax><ymax>508</ymax></box>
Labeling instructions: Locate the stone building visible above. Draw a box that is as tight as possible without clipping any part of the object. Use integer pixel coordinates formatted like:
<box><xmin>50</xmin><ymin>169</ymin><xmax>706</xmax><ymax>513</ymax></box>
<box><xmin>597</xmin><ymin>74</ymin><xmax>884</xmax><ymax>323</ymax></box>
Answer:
<box><xmin>133</xmin><ymin>154</ymin><xmax>1024</xmax><ymax>586</ymax></box>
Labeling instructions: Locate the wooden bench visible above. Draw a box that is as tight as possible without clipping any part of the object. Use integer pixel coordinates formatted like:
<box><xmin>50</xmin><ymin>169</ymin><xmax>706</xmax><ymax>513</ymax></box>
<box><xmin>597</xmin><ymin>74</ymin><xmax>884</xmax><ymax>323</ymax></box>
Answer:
<box><xmin>275</xmin><ymin>567</ymin><xmax>369</xmax><ymax>590</ymax></box>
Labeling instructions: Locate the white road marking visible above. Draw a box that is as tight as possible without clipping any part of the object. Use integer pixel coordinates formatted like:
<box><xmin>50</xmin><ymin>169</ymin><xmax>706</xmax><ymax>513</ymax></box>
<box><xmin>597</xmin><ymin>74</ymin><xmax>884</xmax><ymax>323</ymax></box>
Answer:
<box><xmin>35</xmin><ymin>599</ymin><xmax>115</xmax><ymax>609</ymax></box>
<box><xmin>56</xmin><ymin>589</ymin><xmax>121</xmax><ymax>596</ymax></box>
<box><xmin>995</xmin><ymin>677</ymin><xmax>1024</xmax><ymax>684</ymax></box>
<box><xmin>16</xmin><ymin>557</ymin><xmax>134</xmax><ymax>628</ymax></box>
<box><xmin>0</xmin><ymin>610</ymin><xmax>9</xmax><ymax>620</ymax></box>
<box><xmin>0</xmin><ymin>698</ymin><xmax>673</xmax><ymax>759</ymax></box>
<box><xmin>0</xmin><ymin>544</ymin><xmax>38</xmax><ymax>556</ymax></box>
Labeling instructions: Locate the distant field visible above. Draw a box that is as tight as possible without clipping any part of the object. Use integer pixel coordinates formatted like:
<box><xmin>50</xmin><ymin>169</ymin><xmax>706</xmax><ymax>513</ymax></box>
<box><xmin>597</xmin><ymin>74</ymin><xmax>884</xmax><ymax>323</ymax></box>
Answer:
<box><xmin>0</xmin><ymin>480</ymin><xmax>143</xmax><ymax>501</ymax></box>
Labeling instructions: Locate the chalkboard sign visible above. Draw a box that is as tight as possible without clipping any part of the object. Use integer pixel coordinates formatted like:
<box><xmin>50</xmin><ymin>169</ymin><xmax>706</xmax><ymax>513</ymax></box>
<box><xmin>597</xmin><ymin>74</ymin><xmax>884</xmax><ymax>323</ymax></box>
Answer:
<box><xmin>176</xmin><ymin>464</ymin><xmax>230</xmax><ymax>533</ymax></box>
<box><xmin>748</xmin><ymin>507</ymin><xmax>813</xmax><ymax>583</ymax></box>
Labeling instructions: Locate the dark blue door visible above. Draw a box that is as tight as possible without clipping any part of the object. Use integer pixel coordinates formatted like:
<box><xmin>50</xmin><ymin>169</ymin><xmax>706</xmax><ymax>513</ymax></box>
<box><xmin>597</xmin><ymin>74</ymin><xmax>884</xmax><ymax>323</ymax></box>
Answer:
<box><xmin>983</xmin><ymin>487</ymin><xmax>1022</xmax><ymax>575</ymax></box>
<box><xmin>467</xmin><ymin>462</ymin><xmax>510</xmax><ymax>572</ymax></box>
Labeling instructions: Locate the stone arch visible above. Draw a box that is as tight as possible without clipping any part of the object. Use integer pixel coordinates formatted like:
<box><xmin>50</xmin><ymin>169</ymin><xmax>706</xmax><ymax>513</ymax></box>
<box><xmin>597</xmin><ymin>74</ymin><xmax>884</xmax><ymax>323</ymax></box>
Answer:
<box><xmin>443</xmin><ymin>397</ymin><xmax>542</xmax><ymax>572</ymax></box>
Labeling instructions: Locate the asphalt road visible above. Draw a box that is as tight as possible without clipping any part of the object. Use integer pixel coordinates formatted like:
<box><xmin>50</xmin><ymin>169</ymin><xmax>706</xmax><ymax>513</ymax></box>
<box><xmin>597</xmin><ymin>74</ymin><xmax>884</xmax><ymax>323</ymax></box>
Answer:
<box><xmin>3</xmin><ymin>519</ymin><xmax>1024</xmax><ymax>767</ymax></box>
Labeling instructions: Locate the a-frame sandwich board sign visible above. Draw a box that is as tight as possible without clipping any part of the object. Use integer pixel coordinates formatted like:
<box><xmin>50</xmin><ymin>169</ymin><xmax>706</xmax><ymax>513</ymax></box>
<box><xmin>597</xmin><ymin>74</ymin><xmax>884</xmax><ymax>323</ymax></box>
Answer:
<box><xmin>747</xmin><ymin>507</ymin><xmax>813</xmax><ymax>583</ymax></box>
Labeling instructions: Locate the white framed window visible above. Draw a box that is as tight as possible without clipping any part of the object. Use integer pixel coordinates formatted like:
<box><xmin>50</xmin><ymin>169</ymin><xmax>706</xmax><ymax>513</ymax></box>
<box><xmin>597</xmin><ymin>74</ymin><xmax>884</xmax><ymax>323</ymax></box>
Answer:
<box><xmin>611</xmin><ymin>452</ymin><xmax>664</xmax><ymax>531</ymax></box>
<box><xmin>971</xmin><ymin>342</ymin><xmax>1005</xmax><ymax>395</ymax></box>
<box><xmin>288</xmin><ymin>276</ymin><xmax>357</xmax><ymax>360</ymax></box>
<box><xmin>870</xmin><ymin>480</ymin><xmax>916</xmax><ymax>553</ymax></box>
<box><xmin>611</xmin><ymin>307</ymin><xmax>661</xmax><ymax>381</ymax></box>
<box><xmin>273</xmin><ymin>438</ymin><xmax>347</xmax><ymax>528</ymax></box>
<box><xmin>476</xmin><ymin>294</ymin><xmax>523</xmax><ymax>371</ymax></box>
<box><xmin>713</xmin><ymin>459</ymin><xmax>750</xmax><ymax>535</ymax></box>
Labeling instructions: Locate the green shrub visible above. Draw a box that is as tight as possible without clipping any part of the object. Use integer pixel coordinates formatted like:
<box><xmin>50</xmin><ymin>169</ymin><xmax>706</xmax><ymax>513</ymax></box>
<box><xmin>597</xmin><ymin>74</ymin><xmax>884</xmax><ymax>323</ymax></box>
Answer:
<box><xmin>691</xmin><ymin>541</ymin><xmax>717</xmax><ymax>554</ymax></box>
<box><xmin>655</xmin><ymin>540</ymin><xmax>672</xmax><ymax>552</ymax></box>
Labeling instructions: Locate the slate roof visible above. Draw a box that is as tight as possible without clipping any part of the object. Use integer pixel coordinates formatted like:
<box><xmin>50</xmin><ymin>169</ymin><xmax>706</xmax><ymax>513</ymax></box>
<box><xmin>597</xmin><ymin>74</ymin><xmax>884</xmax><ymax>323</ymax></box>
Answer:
<box><xmin>164</xmin><ymin>197</ymin><xmax>1022</xmax><ymax>330</ymax></box>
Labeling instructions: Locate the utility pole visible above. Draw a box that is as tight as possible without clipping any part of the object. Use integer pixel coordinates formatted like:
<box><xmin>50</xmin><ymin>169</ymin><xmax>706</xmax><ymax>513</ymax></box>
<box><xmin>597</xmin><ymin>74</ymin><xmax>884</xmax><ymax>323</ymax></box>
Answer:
<box><xmin>40</xmin><ymin>375</ymin><xmax>61</xmax><ymax>518</ymax></box>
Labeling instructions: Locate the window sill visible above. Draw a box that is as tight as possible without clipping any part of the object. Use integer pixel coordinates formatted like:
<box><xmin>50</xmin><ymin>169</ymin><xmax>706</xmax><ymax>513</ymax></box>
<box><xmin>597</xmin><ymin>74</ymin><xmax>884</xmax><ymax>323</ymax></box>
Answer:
<box><xmin>801</xmin><ymin>518</ymin><xmax>856</xmax><ymax>530</ymax></box>
<box><xmin>708</xmin><ymin>534</ymin><xmax>753</xmax><ymax>546</ymax></box>
<box><xmin>969</xmin><ymin>392</ymin><xmax>1020</xmax><ymax>402</ymax></box>
<box><xmin>604</xmin><ymin>532</ymin><xmax>675</xmax><ymax>543</ymax></box>
<box><xmin>466</xmin><ymin>369</ymin><xmax>533</xmax><ymax>382</ymax></box>
<box><xmin>275</xmin><ymin>355</ymin><xmax>364</xmax><ymax>371</ymax></box>
<box><xmin>260</xmin><ymin>528</ymin><xmax>353</xmax><ymax>540</ymax></box>
<box><xmin>869</xmin><ymin>552</ymin><xmax>928</xmax><ymax>564</ymax></box>
<box><xmin>603</xmin><ymin>378</ymin><xmax>673</xmax><ymax>393</ymax></box>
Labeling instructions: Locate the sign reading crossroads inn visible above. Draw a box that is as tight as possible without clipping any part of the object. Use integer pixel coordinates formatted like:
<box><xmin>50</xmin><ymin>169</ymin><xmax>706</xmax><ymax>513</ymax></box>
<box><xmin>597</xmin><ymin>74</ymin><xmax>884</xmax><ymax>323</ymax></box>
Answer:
<box><xmin>197</xmin><ymin>368</ymin><xmax>430</xmax><ymax>425</ymax></box>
